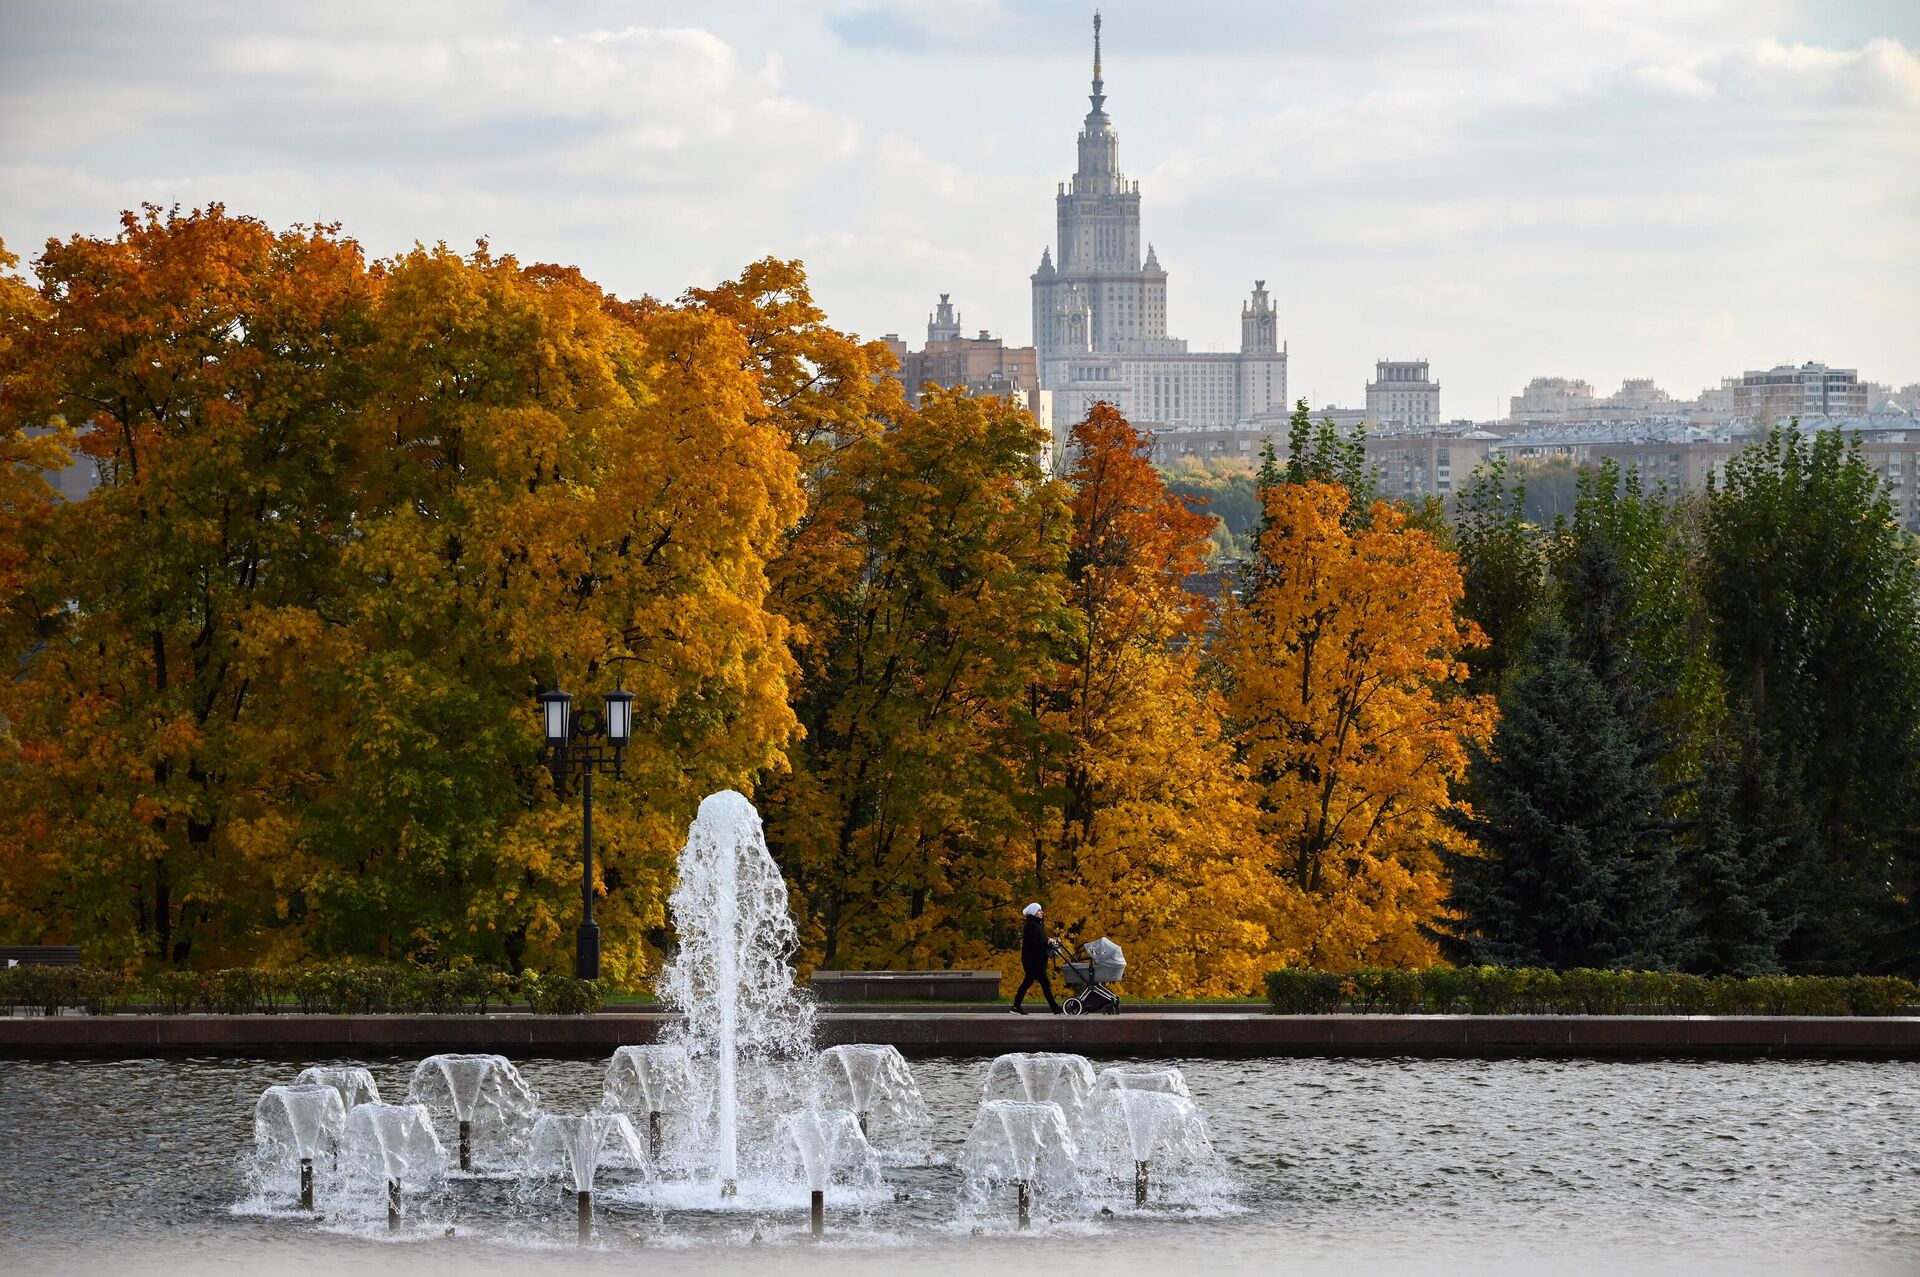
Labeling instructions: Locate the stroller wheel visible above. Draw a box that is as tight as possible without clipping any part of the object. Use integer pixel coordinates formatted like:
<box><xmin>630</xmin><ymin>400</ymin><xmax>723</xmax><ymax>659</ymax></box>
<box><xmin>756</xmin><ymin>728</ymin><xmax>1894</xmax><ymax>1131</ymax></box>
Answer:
<box><xmin>1063</xmin><ymin>997</ymin><xmax>1085</xmax><ymax>1016</ymax></box>
<box><xmin>1103</xmin><ymin>997</ymin><xmax>1121</xmax><ymax>1015</ymax></box>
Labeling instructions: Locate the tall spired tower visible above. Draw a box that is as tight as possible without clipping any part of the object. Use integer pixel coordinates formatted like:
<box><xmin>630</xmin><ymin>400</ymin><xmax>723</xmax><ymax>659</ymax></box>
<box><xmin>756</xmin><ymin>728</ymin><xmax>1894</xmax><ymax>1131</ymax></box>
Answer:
<box><xmin>1032</xmin><ymin>11</ymin><xmax>1172</xmax><ymax>364</ymax></box>
<box><xmin>1029</xmin><ymin>12</ymin><xmax>1286</xmax><ymax>430</ymax></box>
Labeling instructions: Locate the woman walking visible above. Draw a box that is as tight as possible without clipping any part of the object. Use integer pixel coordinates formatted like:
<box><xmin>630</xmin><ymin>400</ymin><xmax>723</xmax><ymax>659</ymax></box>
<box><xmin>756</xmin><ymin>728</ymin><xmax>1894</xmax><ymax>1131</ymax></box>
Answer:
<box><xmin>1010</xmin><ymin>901</ymin><xmax>1060</xmax><ymax>1014</ymax></box>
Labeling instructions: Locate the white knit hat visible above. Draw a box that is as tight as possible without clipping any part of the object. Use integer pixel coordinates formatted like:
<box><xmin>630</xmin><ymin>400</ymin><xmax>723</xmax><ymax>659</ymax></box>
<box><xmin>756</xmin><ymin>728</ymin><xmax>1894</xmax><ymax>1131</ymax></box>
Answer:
<box><xmin>1023</xmin><ymin>902</ymin><xmax>1043</xmax><ymax>916</ymax></box>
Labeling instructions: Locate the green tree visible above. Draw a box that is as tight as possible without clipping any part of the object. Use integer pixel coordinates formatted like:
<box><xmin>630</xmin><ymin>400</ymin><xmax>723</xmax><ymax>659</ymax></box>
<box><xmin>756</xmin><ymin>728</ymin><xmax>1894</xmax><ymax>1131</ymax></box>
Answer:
<box><xmin>1440</xmin><ymin>606</ymin><xmax>1692</xmax><ymax>970</ymax></box>
<box><xmin>1283</xmin><ymin>398</ymin><xmax>1373</xmax><ymax>505</ymax></box>
<box><xmin>1703</xmin><ymin>424</ymin><xmax>1920</xmax><ymax>970</ymax></box>
<box><xmin>1453</xmin><ymin>455</ymin><xmax>1547</xmax><ymax>693</ymax></box>
<box><xmin>1686</xmin><ymin>709</ymin><xmax>1810</xmax><ymax>975</ymax></box>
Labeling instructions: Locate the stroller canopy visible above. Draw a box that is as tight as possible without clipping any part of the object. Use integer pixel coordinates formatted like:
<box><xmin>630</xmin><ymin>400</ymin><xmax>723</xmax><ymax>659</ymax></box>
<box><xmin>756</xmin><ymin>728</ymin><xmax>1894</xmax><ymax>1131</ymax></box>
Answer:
<box><xmin>1083</xmin><ymin>937</ymin><xmax>1126</xmax><ymax>981</ymax></box>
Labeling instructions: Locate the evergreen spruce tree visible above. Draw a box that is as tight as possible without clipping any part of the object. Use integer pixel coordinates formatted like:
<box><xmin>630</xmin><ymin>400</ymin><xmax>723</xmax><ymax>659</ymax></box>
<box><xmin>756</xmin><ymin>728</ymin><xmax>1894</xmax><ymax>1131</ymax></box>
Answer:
<box><xmin>1687</xmin><ymin>711</ymin><xmax>1809</xmax><ymax>975</ymax></box>
<box><xmin>1440</xmin><ymin>557</ymin><xmax>1693</xmax><ymax>971</ymax></box>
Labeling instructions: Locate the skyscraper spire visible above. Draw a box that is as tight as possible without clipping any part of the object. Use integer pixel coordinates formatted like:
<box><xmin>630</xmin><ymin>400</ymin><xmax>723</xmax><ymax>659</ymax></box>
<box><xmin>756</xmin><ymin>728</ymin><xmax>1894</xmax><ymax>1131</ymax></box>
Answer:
<box><xmin>1090</xmin><ymin>10</ymin><xmax>1105</xmax><ymax>114</ymax></box>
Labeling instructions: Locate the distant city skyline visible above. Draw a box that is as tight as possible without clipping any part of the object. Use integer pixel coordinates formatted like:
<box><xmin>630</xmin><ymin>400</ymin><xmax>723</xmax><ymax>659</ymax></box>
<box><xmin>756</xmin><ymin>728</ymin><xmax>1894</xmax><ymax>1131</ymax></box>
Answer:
<box><xmin>1</xmin><ymin>1</ymin><xmax>1916</xmax><ymax>420</ymax></box>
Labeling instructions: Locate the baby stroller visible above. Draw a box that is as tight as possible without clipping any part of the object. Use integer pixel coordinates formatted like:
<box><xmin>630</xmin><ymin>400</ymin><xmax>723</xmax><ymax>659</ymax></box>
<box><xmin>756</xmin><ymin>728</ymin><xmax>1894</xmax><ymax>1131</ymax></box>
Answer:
<box><xmin>1059</xmin><ymin>936</ymin><xmax>1126</xmax><ymax>1015</ymax></box>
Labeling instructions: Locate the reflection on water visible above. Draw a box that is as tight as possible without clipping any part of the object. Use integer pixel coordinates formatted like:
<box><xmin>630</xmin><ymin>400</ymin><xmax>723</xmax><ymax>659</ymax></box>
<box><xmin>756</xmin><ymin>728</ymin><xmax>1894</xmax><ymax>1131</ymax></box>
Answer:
<box><xmin>1</xmin><ymin>1055</ymin><xmax>1916</xmax><ymax>1275</ymax></box>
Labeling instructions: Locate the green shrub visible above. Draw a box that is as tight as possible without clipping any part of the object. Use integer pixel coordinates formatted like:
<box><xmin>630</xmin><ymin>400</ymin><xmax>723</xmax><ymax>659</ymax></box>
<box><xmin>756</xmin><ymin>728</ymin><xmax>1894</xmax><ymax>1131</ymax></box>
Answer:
<box><xmin>291</xmin><ymin>963</ymin><xmax>412</xmax><ymax>1014</ymax></box>
<box><xmin>1263</xmin><ymin>968</ymin><xmax>1343</xmax><ymax>1014</ymax></box>
<box><xmin>1845</xmin><ymin>976</ymin><xmax>1917</xmax><ymax>1017</ymax></box>
<box><xmin>203</xmin><ymin>968</ymin><xmax>291</xmax><ymax>1015</ymax></box>
<box><xmin>521</xmin><ymin>973</ymin><xmax>605</xmax><ymax>1015</ymax></box>
<box><xmin>140</xmin><ymin>969</ymin><xmax>203</xmax><ymax>1014</ymax></box>
<box><xmin>1420</xmin><ymin>966</ymin><xmax>1465</xmax><ymax>1013</ymax></box>
<box><xmin>1461</xmin><ymin>965</ymin><xmax>1521</xmax><ymax>1014</ymax></box>
<box><xmin>1662</xmin><ymin>973</ymin><xmax>1710</xmax><ymax>1014</ymax></box>
<box><xmin>2</xmin><ymin>965</ymin><xmax>128</xmax><ymax>1014</ymax></box>
<box><xmin>1263</xmin><ymin>966</ymin><xmax>1911</xmax><ymax>1016</ymax></box>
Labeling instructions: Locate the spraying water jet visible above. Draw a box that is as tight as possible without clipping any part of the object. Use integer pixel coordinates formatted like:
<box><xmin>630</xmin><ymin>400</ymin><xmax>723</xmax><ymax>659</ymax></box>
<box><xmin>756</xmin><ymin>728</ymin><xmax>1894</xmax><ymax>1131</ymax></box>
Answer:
<box><xmin>658</xmin><ymin>791</ymin><xmax>815</xmax><ymax>1197</ymax></box>
<box><xmin>406</xmin><ymin>1054</ymin><xmax>537</xmax><ymax>1173</ymax></box>
<box><xmin>252</xmin><ymin>1083</ymin><xmax>346</xmax><ymax>1213</ymax></box>
<box><xmin>527</xmin><ymin>1111</ymin><xmax>648</xmax><ymax>1245</ymax></box>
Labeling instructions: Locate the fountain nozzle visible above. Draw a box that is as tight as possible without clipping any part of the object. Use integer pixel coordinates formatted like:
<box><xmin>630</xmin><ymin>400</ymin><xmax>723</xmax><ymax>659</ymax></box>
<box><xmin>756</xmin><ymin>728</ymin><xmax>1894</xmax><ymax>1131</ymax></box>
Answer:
<box><xmin>1017</xmin><ymin>1179</ymin><xmax>1032</xmax><ymax>1229</ymax></box>
<box><xmin>810</xmin><ymin>1188</ymin><xmax>824</xmax><ymax>1237</ymax></box>
<box><xmin>387</xmin><ymin>1179</ymin><xmax>401</xmax><ymax>1231</ymax></box>
<box><xmin>721</xmin><ymin>1178</ymin><xmax>738</xmax><ymax>1199</ymax></box>
<box><xmin>1136</xmin><ymin>1159</ymin><xmax>1149</xmax><ymax>1207</ymax></box>
<box><xmin>458</xmin><ymin>1119</ymin><xmax>472</xmax><ymax>1172</ymax></box>
<box><xmin>577</xmin><ymin>1189</ymin><xmax>592</xmax><ymax>1245</ymax></box>
<box><xmin>299</xmin><ymin>1157</ymin><xmax>314</xmax><ymax>1212</ymax></box>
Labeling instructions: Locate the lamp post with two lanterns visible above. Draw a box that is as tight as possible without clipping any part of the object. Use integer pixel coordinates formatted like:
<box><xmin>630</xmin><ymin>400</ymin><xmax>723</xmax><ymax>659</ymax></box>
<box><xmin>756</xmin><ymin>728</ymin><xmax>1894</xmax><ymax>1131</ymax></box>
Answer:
<box><xmin>537</xmin><ymin>679</ymin><xmax>635</xmax><ymax>981</ymax></box>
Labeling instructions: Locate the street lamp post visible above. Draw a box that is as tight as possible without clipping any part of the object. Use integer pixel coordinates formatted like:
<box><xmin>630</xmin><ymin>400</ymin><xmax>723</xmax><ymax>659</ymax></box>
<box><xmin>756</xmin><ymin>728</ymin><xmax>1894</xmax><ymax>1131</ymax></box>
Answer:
<box><xmin>538</xmin><ymin>680</ymin><xmax>635</xmax><ymax>980</ymax></box>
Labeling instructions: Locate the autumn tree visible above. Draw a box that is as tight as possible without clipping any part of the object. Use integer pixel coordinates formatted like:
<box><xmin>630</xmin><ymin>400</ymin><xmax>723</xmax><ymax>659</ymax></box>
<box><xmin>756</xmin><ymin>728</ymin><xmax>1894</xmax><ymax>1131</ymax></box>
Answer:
<box><xmin>761</xmin><ymin>387</ymin><xmax>1069</xmax><ymax>970</ymax></box>
<box><xmin>0</xmin><ymin>207</ymin><xmax>380</xmax><ymax>965</ymax></box>
<box><xmin>1218</xmin><ymin>480</ymin><xmax>1493</xmax><ymax>969</ymax></box>
<box><xmin>306</xmin><ymin>247</ymin><xmax>806</xmax><ymax>978</ymax></box>
<box><xmin>1031</xmin><ymin>403</ymin><xmax>1269</xmax><ymax>996</ymax></box>
<box><xmin>0</xmin><ymin>214</ymin><xmax>811</xmax><ymax>978</ymax></box>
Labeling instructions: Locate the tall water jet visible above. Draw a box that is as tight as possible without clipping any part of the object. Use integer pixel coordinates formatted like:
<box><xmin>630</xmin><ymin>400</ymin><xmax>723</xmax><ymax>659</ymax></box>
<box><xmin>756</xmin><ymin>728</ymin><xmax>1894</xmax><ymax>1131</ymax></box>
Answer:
<box><xmin>406</xmin><ymin>1054</ymin><xmax>538</xmax><ymax>1172</ymax></box>
<box><xmin>342</xmin><ymin>1102</ymin><xmax>444</xmax><ymax>1232</ymax></box>
<box><xmin>528</xmin><ymin>1112</ymin><xmax>649</xmax><ymax>1244</ymax></box>
<box><xmin>983</xmin><ymin>1053</ymin><xmax>1097</xmax><ymax>1131</ymax></box>
<box><xmin>604</xmin><ymin>1044</ymin><xmax>692</xmax><ymax>1164</ymax></box>
<box><xmin>253</xmin><ymin>1084</ymin><xmax>347</xmax><ymax>1211</ymax></box>
<box><xmin>293</xmin><ymin>1065</ymin><xmax>381</xmax><ymax>1112</ymax></box>
<box><xmin>784</xmin><ymin>1109</ymin><xmax>880</xmax><ymax>1237</ymax></box>
<box><xmin>1080</xmin><ymin>1085</ymin><xmax>1225</xmax><ymax>1209</ymax></box>
<box><xmin>658</xmin><ymin>791</ymin><xmax>815</xmax><ymax>1196</ymax></box>
<box><xmin>960</xmin><ymin>1100</ymin><xmax>1080</xmax><ymax>1229</ymax></box>
<box><xmin>815</xmin><ymin>1044</ymin><xmax>929</xmax><ymax>1153</ymax></box>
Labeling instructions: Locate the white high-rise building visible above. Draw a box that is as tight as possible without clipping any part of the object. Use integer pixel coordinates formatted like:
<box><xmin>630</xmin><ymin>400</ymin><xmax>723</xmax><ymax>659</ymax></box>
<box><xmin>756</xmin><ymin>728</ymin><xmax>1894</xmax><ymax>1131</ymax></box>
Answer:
<box><xmin>1030</xmin><ymin>13</ymin><xmax>1287</xmax><ymax>429</ymax></box>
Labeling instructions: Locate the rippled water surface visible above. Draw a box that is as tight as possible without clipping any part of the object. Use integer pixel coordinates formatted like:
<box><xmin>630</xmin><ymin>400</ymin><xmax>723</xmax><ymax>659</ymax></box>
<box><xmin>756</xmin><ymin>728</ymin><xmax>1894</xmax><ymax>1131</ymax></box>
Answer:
<box><xmin>1</xmin><ymin>1054</ymin><xmax>1915</xmax><ymax>1275</ymax></box>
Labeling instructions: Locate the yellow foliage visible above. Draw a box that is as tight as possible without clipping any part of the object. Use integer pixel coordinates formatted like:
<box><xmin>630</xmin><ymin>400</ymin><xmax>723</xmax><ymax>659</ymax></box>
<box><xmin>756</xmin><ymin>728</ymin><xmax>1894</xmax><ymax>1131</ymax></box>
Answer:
<box><xmin>1218</xmin><ymin>481</ymin><xmax>1494</xmax><ymax>970</ymax></box>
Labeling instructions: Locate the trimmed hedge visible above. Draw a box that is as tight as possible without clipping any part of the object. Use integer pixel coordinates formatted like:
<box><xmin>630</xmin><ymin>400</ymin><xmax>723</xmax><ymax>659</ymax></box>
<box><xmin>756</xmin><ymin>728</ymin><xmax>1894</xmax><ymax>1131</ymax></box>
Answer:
<box><xmin>0</xmin><ymin>963</ymin><xmax>604</xmax><ymax>1016</ymax></box>
<box><xmin>1265</xmin><ymin>966</ymin><xmax>1918</xmax><ymax>1016</ymax></box>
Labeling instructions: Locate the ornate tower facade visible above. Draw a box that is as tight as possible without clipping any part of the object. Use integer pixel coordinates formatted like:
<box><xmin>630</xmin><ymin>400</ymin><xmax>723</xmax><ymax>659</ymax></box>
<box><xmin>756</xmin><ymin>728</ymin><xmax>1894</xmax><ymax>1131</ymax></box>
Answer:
<box><xmin>1032</xmin><ymin>11</ymin><xmax>1171</xmax><ymax>365</ymax></box>
<box><xmin>1029</xmin><ymin>12</ymin><xmax>1286</xmax><ymax>430</ymax></box>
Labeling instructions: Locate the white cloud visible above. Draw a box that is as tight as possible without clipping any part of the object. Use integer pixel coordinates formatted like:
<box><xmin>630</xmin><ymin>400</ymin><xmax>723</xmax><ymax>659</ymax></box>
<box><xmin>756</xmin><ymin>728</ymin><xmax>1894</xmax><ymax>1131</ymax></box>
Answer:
<box><xmin>0</xmin><ymin>0</ymin><xmax>1914</xmax><ymax>417</ymax></box>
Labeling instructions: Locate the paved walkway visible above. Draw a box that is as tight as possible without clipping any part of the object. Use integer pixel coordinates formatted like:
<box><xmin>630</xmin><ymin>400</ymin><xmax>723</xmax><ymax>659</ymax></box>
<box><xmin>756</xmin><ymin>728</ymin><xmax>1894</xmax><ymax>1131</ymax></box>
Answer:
<box><xmin>2</xmin><ymin>1012</ymin><xmax>1916</xmax><ymax>1058</ymax></box>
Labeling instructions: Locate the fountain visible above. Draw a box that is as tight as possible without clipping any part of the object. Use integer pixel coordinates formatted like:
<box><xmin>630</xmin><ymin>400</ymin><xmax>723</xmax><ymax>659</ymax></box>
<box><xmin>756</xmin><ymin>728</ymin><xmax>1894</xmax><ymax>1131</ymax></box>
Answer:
<box><xmin>528</xmin><ymin>1112</ymin><xmax>650</xmax><ymax>1244</ymax></box>
<box><xmin>960</xmin><ymin>1100</ymin><xmax>1080</xmax><ymax>1229</ymax></box>
<box><xmin>341</xmin><ymin>1101</ymin><xmax>444</xmax><ymax>1231</ymax></box>
<box><xmin>982</xmin><ymin>1052</ymin><xmax>1097</xmax><ymax>1130</ymax></box>
<box><xmin>1080</xmin><ymin>1085</ymin><xmax>1224</xmax><ymax>1209</ymax></box>
<box><xmin>1092</xmin><ymin>1065</ymin><xmax>1190</xmax><ymax>1097</ymax></box>
<box><xmin>603</xmin><ymin>1043</ymin><xmax>693</xmax><ymax>1163</ymax></box>
<box><xmin>226</xmin><ymin>792</ymin><xmax>1240</xmax><ymax>1243</ymax></box>
<box><xmin>814</xmin><ymin>1043</ymin><xmax>929</xmax><ymax>1152</ymax></box>
<box><xmin>406</xmin><ymin>1053</ymin><xmax>538</xmax><ymax>1172</ymax></box>
<box><xmin>292</xmin><ymin>1065</ymin><xmax>380</xmax><ymax>1111</ymax></box>
<box><xmin>784</xmin><ymin>1108</ymin><xmax>880</xmax><ymax>1237</ymax></box>
<box><xmin>657</xmin><ymin>790</ymin><xmax>816</xmax><ymax>1198</ymax></box>
<box><xmin>253</xmin><ymin>1084</ymin><xmax>347</xmax><ymax>1211</ymax></box>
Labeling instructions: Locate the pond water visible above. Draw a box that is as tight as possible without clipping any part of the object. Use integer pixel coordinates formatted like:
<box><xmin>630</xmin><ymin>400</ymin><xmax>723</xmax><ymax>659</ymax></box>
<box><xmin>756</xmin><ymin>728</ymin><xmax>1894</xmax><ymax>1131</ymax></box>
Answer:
<box><xmin>0</xmin><ymin>1054</ymin><xmax>1915</xmax><ymax>1276</ymax></box>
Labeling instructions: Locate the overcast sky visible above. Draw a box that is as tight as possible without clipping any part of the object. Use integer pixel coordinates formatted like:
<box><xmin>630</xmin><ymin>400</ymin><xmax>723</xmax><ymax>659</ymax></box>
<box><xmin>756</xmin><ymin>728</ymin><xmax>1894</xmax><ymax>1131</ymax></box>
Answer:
<box><xmin>2</xmin><ymin>0</ymin><xmax>1916</xmax><ymax>419</ymax></box>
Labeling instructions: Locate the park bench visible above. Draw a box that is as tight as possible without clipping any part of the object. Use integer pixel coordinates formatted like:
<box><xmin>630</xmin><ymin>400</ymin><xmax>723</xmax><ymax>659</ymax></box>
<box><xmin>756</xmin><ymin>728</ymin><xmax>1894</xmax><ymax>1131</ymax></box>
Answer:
<box><xmin>0</xmin><ymin>946</ymin><xmax>82</xmax><ymax>967</ymax></box>
<box><xmin>808</xmin><ymin>969</ymin><xmax>1003</xmax><ymax>1003</ymax></box>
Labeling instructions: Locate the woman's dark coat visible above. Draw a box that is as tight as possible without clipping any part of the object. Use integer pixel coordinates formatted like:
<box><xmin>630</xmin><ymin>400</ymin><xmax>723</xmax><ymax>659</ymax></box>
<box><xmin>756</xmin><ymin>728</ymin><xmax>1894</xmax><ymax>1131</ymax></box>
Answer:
<box><xmin>1021</xmin><ymin>914</ymin><xmax>1050</xmax><ymax>972</ymax></box>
